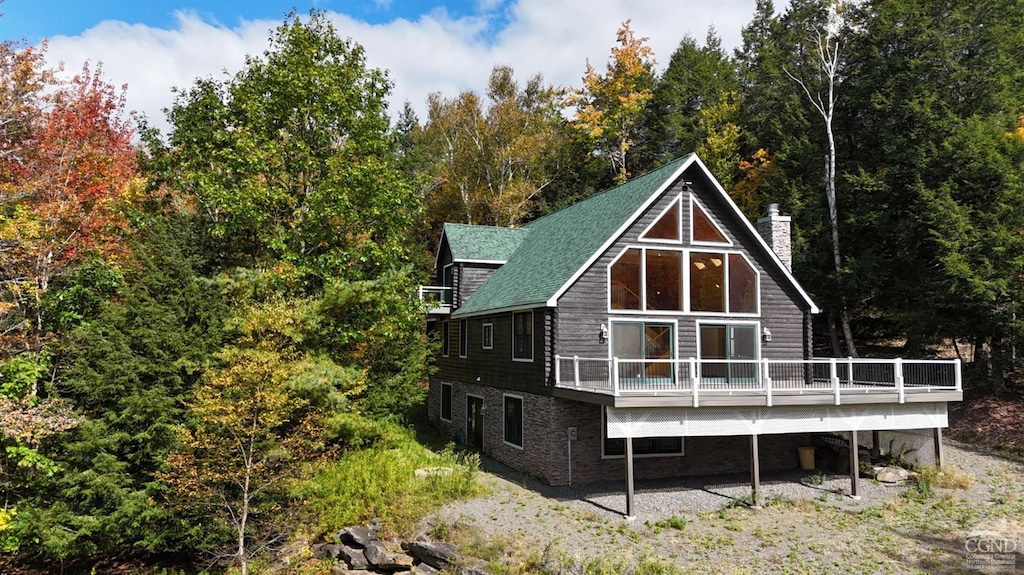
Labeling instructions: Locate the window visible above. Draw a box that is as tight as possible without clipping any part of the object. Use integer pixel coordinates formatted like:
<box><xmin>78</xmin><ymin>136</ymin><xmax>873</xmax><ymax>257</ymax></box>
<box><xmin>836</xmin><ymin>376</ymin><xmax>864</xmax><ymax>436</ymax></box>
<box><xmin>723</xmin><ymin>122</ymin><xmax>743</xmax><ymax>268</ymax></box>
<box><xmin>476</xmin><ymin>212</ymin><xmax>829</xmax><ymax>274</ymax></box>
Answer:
<box><xmin>482</xmin><ymin>323</ymin><xmax>493</xmax><ymax>349</ymax></box>
<box><xmin>645</xmin><ymin>250</ymin><xmax>682</xmax><ymax>310</ymax></box>
<box><xmin>503</xmin><ymin>395</ymin><xmax>523</xmax><ymax>448</ymax></box>
<box><xmin>440</xmin><ymin>382</ymin><xmax>452</xmax><ymax>422</ymax></box>
<box><xmin>690</xmin><ymin>252</ymin><xmax>725</xmax><ymax>312</ymax></box>
<box><xmin>640</xmin><ymin>197</ymin><xmax>681</xmax><ymax>241</ymax></box>
<box><xmin>611</xmin><ymin>247</ymin><xmax>758</xmax><ymax>314</ymax></box>
<box><xmin>699</xmin><ymin>323</ymin><xmax>759</xmax><ymax>383</ymax></box>
<box><xmin>610</xmin><ymin>248</ymin><xmax>641</xmax><ymax>309</ymax></box>
<box><xmin>691</xmin><ymin>199</ymin><xmax>729</xmax><ymax>244</ymax></box>
<box><xmin>458</xmin><ymin>319</ymin><xmax>468</xmax><ymax>358</ymax></box>
<box><xmin>513</xmin><ymin>311</ymin><xmax>533</xmax><ymax>361</ymax></box>
<box><xmin>605</xmin><ymin>436</ymin><xmax>684</xmax><ymax>457</ymax></box>
<box><xmin>441</xmin><ymin>321</ymin><xmax>450</xmax><ymax>357</ymax></box>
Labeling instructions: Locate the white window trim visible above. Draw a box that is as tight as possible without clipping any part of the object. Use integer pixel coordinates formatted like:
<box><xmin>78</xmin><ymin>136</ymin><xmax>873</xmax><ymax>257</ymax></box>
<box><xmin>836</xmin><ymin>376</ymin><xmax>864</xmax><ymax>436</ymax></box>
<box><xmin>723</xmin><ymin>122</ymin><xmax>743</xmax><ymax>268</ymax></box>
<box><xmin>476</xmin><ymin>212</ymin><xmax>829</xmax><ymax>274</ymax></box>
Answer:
<box><xmin>607</xmin><ymin>318</ymin><xmax>679</xmax><ymax>362</ymax></box>
<box><xmin>511</xmin><ymin>310</ymin><xmax>534</xmax><ymax>363</ymax></box>
<box><xmin>695</xmin><ymin>319</ymin><xmax>763</xmax><ymax>362</ymax></box>
<box><xmin>601</xmin><ymin>407</ymin><xmax>685</xmax><ymax>459</ymax></box>
<box><xmin>638</xmin><ymin>193</ymin><xmax>683</xmax><ymax>244</ymax></box>
<box><xmin>482</xmin><ymin>322</ymin><xmax>494</xmax><ymax>349</ymax></box>
<box><xmin>502</xmin><ymin>393</ymin><xmax>524</xmax><ymax>450</ymax></box>
<box><xmin>689</xmin><ymin>196</ymin><xmax>733</xmax><ymax>247</ymax></box>
<box><xmin>458</xmin><ymin>319</ymin><xmax>468</xmax><ymax>358</ymax></box>
<box><xmin>441</xmin><ymin>320</ymin><xmax>450</xmax><ymax>358</ymax></box>
<box><xmin>439</xmin><ymin>382</ymin><xmax>453</xmax><ymax>423</ymax></box>
<box><xmin>606</xmin><ymin>245</ymin><xmax>761</xmax><ymax>317</ymax></box>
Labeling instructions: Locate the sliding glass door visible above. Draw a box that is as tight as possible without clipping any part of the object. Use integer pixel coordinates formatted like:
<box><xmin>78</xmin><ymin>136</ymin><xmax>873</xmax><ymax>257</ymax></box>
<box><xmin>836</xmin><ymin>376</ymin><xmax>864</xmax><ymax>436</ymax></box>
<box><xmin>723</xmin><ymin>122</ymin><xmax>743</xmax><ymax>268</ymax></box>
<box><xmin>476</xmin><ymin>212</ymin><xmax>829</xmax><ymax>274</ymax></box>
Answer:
<box><xmin>699</xmin><ymin>324</ymin><xmax>758</xmax><ymax>385</ymax></box>
<box><xmin>612</xmin><ymin>322</ymin><xmax>675</xmax><ymax>386</ymax></box>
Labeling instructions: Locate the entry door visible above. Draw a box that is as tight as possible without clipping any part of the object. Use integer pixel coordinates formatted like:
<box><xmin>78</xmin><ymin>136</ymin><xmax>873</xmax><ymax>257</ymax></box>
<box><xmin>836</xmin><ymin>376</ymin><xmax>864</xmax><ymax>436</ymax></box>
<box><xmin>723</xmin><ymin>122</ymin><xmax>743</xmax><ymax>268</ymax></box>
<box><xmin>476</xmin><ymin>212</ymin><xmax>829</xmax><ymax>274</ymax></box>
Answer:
<box><xmin>466</xmin><ymin>396</ymin><xmax>484</xmax><ymax>448</ymax></box>
<box><xmin>699</xmin><ymin>324</ymin><xmax>758</xmax><ymax>385</ymax></box>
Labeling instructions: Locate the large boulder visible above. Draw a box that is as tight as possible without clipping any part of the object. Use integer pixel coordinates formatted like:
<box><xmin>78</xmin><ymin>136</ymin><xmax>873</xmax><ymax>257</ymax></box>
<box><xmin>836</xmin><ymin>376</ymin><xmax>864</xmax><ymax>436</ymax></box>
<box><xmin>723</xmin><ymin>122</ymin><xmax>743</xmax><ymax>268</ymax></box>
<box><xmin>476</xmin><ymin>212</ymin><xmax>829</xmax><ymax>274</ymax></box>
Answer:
<box><xmin>338</xmin><ymin>544</ymin><xmax>370</xmax><ymax>570</ymax></box>
<box><xmin>407</xmin><ymin>541</ymin><xmax>460</xmax><ymax>570</ymax></box>
<box><xmin>364</xmin><ymin>541</ymin><xmax>415</xmax><ymax>571</ymax></box>
<box><xmin>339</xmin><ymin>525</ymin><xmax>376</xmax><ymax>548</ymax></box>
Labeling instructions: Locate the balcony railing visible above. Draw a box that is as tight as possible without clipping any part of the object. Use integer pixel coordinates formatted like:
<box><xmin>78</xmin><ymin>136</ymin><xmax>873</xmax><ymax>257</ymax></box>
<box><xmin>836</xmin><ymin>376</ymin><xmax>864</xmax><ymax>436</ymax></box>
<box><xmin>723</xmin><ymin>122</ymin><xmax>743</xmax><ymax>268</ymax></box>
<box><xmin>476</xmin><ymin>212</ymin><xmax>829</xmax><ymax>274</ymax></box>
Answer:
<box><xmin>418</xmin><ymin>286</ymin><xmax>453</xmax><ymax>314</ymax></box>
<box><xmin>553</xmin><ymin>356</ymin><xmax>962</xmax><ymax>407</ymax></box>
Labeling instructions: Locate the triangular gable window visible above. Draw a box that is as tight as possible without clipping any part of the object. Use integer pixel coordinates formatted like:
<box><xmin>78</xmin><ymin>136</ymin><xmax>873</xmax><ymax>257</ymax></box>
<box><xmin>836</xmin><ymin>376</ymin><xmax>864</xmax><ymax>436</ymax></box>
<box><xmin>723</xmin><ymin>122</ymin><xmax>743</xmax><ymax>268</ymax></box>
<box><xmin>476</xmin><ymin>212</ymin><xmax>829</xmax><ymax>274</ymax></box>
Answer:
<box><xmin>691</xmin><ymin>198</ymin><xmax>730</xmax><ymax>244</ymax></box>
<box><xmin>640</xmin><ymin>196</ymin><xmax>681</xmax><ymax>242</ymax></box>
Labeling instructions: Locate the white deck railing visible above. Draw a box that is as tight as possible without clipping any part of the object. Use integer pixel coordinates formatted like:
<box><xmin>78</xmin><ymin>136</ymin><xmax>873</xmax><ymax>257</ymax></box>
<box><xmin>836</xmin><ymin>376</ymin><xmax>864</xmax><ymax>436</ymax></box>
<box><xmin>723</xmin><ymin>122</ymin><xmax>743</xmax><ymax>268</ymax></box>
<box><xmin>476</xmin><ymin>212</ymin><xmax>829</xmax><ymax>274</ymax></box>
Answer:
<box><xmin>418</xmin><ymin>286</ymin><xmax>453</xmax><ymax>313</ymax></box>
<box><xmin>553</xmin><ymin>356</ymin><xmax>962</xmax><ymax>407</ymax></box>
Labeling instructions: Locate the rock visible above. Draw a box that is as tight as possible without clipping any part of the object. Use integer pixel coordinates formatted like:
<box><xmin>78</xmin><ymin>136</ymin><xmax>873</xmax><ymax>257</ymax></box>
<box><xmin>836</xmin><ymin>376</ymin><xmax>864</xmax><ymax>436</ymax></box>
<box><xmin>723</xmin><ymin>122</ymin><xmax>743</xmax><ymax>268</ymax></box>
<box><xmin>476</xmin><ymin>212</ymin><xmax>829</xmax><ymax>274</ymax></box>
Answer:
<box><xmin>458</xmin><ymin>566</ymin><xmax>489</xmax><ymax>575</ymax></box>
<box><xmin>873</xmin><ymin>466</ymin><xmax>910</xmax><ymax>483</ymax></box>
<box><xmin>364</xmin><ymin>541</ymin><xmax>415</xmax><ymax>570</ymax></box>
<box><xmin>338</xmin><ymin>545</ymin><xmax>370</xmax><ymax>570</ymax></box>
<box><xmin>332</xmin><ymin>569</ymin><xmax>375</xmax><ymax>575</ymax></box>
<box><xmin>364</xmin><ymin>541</ymin><xmax>390</xmax><ymax>565</ymax></box>
<box><xmin>407</xmin><ymin>540</ymin><xmax>460</xmax><ymax>570</ymax></box>
<box><xmin>312</xmin><ymin>543</ymin><xmax>342</xmax><ymax>560</ymax></box>
<box><xmin>339</xmin><ymin>526</ymin><xmax>376</xmax><ymax>548</ymax></box>
<box><xmin>412</xmin><ymin>563</ymin><xmax>440</xmax><ymax>575</ymax></box>
<box><xmin>414</xmin><ymin>466</ymin><xmax>454</xmax><ymax>479</ymax></box>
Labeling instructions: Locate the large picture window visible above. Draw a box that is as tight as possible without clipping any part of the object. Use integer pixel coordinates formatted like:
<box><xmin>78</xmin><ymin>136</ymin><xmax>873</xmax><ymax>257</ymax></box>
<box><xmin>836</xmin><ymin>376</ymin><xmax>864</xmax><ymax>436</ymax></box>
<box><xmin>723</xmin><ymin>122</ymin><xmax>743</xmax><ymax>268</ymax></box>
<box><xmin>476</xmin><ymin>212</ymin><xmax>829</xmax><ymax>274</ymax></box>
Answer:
<box><xmin>513</xmin><ymin>311</ymin><xmax>533</xmax><ymax>361</ymax></box>
<box><xmin>610</xmin><ymin>247</ymin><xmax>759</xmax><ymax>314</ymax></box>
<box><xmin>503</xmin><ymin>395</ymin><xmax>523</xmax><ymax>448</ymax></box>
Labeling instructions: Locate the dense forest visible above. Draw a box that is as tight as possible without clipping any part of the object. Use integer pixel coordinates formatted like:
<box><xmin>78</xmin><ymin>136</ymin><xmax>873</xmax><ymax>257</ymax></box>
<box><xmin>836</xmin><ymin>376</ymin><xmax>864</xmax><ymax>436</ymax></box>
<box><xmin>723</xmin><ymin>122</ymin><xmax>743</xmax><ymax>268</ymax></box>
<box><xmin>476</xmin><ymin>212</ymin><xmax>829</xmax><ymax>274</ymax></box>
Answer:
<box><xmin>0</xmin><ymin>0</ymin><xmax>1022</xmax><ymax>571</ymax></box>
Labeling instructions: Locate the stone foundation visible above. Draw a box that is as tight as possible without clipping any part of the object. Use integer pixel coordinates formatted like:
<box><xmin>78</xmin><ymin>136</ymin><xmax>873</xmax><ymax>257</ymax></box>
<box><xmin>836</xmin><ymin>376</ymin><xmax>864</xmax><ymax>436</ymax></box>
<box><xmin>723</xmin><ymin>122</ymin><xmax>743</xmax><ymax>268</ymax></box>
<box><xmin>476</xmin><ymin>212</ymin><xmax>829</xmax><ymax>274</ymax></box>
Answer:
<box><xmin>429</xmin><ymin>379</ymin><xmax>812</xmax><ymax>486</ymax></box>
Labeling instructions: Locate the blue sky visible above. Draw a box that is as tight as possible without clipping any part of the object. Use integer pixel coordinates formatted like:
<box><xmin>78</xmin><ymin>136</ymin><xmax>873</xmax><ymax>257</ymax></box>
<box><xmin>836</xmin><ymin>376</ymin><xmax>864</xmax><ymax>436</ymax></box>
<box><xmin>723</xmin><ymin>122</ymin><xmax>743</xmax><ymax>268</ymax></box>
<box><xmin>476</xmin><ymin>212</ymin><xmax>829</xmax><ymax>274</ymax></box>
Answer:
<box><xmin>0</xmin><ymin>1</ymin><xmax>761</xmax><ymax>133</ymax></box>
<box><xmin>0</xmin><ymin>0</ymin><xmax>502</xmax><ymax>44</ymax></box>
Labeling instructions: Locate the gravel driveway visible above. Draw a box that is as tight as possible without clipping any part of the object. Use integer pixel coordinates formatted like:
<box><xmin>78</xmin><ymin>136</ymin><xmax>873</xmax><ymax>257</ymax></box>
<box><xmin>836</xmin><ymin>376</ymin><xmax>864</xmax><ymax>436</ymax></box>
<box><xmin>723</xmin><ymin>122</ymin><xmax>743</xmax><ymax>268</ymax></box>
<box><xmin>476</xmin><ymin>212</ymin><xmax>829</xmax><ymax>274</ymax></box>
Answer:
<box><xmin>420</xmin><ymin>440</ymin><xmax>1024</xmax><ymax>573</ymax></box>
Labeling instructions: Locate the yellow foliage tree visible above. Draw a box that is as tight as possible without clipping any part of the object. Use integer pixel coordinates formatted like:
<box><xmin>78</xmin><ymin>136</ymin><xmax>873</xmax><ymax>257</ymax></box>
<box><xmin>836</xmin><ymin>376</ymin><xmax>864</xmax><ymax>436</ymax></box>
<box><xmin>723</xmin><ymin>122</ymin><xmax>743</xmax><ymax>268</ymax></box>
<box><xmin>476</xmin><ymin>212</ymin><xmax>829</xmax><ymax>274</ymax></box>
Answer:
<box><xmin>568</xmin><ymin>19</ymin><xmax>656</xmax><ymax>184</ymax></box>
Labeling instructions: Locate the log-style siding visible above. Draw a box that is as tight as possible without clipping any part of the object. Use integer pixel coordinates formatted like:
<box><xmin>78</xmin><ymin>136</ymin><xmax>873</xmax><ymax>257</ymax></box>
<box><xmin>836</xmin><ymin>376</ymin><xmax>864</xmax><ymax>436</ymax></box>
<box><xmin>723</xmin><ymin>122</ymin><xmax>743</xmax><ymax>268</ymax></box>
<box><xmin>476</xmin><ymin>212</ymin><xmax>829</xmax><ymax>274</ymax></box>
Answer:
<box><xmin>433</xmin><ymin>308</ymin><xmax>551</xmax><ymax>395</ymax></box>
<box><xmin>555</xmin><ymin>165</ymin><xmax>812</xmax><ymax>363</ymax></box>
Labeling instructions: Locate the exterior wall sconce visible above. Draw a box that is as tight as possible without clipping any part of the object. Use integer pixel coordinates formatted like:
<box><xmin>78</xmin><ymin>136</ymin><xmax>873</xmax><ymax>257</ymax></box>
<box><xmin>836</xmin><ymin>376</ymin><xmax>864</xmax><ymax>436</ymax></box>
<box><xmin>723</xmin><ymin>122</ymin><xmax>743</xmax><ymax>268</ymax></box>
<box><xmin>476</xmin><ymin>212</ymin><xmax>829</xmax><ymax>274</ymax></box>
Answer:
<box><xmin>599</xmin><ymin>323</ymin><xmax>609</xmax><ymax>343</ymax></box>
<box><xmin>762</xmin><ymin>327</ymin><xmax>772</xmax><ymax>343</ymax></box>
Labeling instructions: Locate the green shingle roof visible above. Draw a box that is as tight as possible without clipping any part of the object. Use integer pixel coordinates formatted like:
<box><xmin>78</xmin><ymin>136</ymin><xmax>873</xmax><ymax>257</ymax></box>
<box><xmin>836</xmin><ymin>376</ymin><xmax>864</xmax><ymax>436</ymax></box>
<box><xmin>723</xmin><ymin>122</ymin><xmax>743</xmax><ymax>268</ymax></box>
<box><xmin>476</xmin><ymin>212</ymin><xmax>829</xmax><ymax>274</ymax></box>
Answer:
<box><xmin>452</xmin><ymin>154</ymin><xmax>694</xmax><ymax>317</ymax></box>
<box><xmin>442</xmin><ymin>223</ymin><xmax>529</xmax><ymax>262</ymax></box>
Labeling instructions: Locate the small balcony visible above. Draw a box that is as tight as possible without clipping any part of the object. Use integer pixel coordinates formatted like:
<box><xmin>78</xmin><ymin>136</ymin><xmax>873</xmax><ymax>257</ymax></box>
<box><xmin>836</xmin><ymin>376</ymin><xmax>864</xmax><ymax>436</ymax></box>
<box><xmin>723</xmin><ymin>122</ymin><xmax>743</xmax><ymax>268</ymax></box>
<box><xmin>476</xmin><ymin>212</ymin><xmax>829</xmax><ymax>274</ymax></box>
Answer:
<box><xmin>418</xmin><ymin>286</ymin><xmax>453</xmax><ymax>315</ymax></box>
<box><xmin>553</xmin><ymin>356</ymin><xmax>963</xmax><ymax>408</ymax></box>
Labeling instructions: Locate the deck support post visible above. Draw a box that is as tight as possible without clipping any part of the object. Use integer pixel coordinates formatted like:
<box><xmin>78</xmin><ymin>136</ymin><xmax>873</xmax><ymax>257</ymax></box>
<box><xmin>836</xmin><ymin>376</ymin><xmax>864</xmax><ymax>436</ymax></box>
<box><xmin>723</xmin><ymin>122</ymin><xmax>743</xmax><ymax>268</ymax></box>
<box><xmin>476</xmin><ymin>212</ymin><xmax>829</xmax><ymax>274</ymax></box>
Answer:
<box><xmin>750</xmin><ymin>434</ymin><xmax>762</xmax><ymax>508</ymax></box>
<box><xmin>871</xmin><ymin>430</ymin><xmax>881</xmax><ymax>460</ymax></box>
<box><xmin>933</xmin><ymin>427</ymin><xmax>943</xmax><ymax>468</ymax></box>
<box><xmin>849</xmin><ymin>430</ymin><xmax>861</xmax><ymax>500</ymax></box>
<box><xmin>624</xmin><ymin>437</ymin><xmax>635</xmax><ymax>520</ymax></box>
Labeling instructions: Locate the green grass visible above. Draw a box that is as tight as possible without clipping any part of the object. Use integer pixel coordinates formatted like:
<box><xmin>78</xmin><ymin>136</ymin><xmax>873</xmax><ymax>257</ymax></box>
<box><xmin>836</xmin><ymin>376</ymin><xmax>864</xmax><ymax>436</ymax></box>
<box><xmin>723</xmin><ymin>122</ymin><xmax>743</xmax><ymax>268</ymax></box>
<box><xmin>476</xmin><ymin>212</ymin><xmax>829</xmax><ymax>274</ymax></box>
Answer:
<box><xmin>297</xmin><ymin>425</ymin><xmax>482</xmax><ymax>537</ymax></box>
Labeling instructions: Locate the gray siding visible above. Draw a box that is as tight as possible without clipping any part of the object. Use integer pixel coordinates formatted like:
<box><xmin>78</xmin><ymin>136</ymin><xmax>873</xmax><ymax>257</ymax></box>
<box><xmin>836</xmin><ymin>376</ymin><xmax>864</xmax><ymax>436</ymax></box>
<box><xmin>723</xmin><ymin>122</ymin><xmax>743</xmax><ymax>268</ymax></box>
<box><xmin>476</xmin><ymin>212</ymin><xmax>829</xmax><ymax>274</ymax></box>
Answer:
<box><xmin>457</xmin><ymin>263</ymin><xmax>501</xmax><ymax>308</ymax></box>
<box><xmin>433</xmin><ymin>308</ymin><xmax>552</xmax><ymax>394</ymax></box>
<box><xmin>555</xmin><ymin>165</ymin><xmax>811</xmax><ymax>362</ymax></box>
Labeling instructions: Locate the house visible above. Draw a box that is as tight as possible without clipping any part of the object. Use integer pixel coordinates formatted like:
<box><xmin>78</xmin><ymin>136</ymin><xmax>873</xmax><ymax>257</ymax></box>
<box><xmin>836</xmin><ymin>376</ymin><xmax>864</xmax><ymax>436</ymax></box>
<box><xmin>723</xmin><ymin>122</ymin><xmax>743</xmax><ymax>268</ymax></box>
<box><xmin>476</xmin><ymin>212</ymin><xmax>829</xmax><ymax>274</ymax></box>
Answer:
<box><xmin>422</xmin><ymin>154</ymin><xmax>961</xmax><ymax>516</ymax></box>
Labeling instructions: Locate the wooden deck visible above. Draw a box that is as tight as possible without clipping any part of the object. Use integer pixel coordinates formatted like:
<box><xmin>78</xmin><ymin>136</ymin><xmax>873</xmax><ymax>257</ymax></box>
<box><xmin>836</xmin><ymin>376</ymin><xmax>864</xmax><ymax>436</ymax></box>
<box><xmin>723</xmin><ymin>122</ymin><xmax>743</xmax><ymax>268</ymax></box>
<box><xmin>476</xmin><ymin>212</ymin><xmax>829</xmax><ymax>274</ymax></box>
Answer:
<box><xmin>553</xmin><ymin>356</ymin><xmax>963</xmax><ymax>408</ymax></box>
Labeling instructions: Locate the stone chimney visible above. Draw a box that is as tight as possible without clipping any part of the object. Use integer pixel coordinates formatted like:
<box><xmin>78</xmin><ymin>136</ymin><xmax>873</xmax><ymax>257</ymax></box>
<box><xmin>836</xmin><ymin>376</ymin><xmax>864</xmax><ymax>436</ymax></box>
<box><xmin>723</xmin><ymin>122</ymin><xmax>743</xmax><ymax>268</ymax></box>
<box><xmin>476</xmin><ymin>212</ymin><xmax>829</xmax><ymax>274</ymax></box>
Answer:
<box><xmin>756</xmin><ymin>203</ymin><xmax>792</xmax><ymax>271</ymax></box>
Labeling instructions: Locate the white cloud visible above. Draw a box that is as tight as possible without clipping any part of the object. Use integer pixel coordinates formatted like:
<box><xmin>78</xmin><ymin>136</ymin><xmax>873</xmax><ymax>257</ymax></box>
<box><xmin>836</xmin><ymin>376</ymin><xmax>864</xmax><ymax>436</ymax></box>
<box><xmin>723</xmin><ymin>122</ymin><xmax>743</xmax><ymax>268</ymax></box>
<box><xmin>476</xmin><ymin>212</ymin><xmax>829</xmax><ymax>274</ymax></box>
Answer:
<box><xmin>42</xmin><ymin>1</ymin><xmax>760</xmax><ymax>135</ymax></box>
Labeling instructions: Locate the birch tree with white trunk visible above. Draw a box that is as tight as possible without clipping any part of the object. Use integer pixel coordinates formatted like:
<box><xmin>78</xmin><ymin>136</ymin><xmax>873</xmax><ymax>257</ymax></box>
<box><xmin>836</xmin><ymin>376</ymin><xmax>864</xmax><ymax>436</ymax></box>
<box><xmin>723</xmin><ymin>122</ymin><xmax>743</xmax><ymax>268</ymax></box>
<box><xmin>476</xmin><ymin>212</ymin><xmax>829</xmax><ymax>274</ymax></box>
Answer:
<box><xmin>784</xmin><ymin>3</ymin><xmax>858</xmax><ymax>357</ymax></box>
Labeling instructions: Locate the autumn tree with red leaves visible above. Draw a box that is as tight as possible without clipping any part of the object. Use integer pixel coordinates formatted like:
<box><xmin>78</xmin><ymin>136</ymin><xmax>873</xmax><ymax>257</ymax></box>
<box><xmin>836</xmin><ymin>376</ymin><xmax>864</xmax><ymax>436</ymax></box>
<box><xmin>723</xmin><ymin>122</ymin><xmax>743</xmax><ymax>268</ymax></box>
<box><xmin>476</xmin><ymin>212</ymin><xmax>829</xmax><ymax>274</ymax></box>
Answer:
<box><xmin>0</xmin><ymin>57</ymin><xmax>137</xmax><ymax>355</ymax></box>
